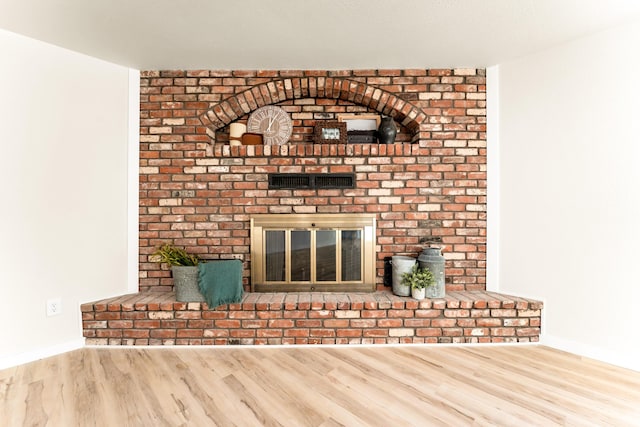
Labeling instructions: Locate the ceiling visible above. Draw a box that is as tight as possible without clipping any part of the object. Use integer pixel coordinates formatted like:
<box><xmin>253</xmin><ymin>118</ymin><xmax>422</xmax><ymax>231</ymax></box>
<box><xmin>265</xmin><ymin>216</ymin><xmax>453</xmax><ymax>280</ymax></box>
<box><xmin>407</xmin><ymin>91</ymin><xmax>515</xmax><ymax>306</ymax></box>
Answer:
<box><xmin>1</xmin><ymin>0</ymin><xmax>639</xmax><ymax>70</ymax></box>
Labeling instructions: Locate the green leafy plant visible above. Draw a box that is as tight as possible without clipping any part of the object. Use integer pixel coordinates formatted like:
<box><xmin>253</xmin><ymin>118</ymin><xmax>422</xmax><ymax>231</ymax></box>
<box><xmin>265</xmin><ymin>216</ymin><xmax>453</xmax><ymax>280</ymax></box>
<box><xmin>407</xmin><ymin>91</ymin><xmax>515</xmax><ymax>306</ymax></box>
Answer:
<box><xmin>153</xmin><ymin>244</ymin><xmax>200</xmax><ymax>266</ymax></box>
<box><xmin>401</xmin><ymin>264</ymin><xmax>435</xmax><ymax>289</ymax></box>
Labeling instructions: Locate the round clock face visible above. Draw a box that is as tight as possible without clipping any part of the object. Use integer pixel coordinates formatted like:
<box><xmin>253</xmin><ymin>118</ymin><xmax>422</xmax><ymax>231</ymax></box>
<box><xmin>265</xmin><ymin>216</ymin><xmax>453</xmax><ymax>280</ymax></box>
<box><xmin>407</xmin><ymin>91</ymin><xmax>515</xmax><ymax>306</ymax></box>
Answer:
<box><xmin>246</xmin><ymin>106</ymin><xmax>293</xmax><ymax>145</ymax></box>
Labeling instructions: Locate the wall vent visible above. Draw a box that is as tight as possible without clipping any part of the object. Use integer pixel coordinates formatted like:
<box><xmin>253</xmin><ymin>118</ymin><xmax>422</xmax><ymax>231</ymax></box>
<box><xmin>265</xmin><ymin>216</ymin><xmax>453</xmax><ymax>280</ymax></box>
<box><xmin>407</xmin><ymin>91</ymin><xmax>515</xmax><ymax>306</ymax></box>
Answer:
<box><xmin>269</xmin><ymin>173</ymin><xmax>355</xmax><ymax>189</ymax></box>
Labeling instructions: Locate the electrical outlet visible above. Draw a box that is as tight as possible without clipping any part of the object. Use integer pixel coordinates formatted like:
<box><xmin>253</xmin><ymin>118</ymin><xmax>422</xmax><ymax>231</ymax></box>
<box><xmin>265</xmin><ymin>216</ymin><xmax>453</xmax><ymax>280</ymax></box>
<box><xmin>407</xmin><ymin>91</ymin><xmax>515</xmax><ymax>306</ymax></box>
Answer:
<box><xmin>46</xmin><ymin>298</ymin><xmax>62</xmax><ymax>316</ymax></box>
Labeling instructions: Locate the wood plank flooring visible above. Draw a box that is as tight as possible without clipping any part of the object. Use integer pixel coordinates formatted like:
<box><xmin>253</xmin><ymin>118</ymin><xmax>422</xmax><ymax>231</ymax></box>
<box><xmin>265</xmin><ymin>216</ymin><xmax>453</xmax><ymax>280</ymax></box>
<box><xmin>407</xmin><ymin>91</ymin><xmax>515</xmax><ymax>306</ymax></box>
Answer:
<box><xmin>1</xmin><ymin>345</ymin><xmax>639</xmax><ymax>426</ymax></box>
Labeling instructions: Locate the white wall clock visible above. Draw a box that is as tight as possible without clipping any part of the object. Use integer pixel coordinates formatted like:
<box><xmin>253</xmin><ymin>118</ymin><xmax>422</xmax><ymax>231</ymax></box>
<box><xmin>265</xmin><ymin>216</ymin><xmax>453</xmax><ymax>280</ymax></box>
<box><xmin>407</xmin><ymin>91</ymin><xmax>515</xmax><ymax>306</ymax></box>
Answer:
<box><xmin>247</xmin><ymin>106</ymin><xmax>293</xmax><ymax>145</ymax></box>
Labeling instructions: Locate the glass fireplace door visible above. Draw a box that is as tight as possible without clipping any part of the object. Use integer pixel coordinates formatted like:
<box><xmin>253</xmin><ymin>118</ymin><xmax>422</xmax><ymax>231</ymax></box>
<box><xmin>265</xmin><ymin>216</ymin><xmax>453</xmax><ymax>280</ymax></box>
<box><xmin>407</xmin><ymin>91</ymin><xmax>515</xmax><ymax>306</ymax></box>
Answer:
<box><xmin>315</xmin><ymin>230</ymin><xmax>337</xmax><ymax>282</ymax></box>
<box><xmin>341</xmin><ymin>230</ymin><xmax>362</xmax><ymax>282</ymax></box>
<box><xmin>262</xmin><ymin>228</ymin><xmax>365</xmax><ymax>289</ymax></box>
<box><xmin>265</xmin><ymin>230</ymin><xmax>286</xmax><ymax>282</ymax></box>
<box><xmin>291</xmin><ymin>230</ymin><xmax>311</xmax><ymax>282</ymax></box>
<box><xmin>251</xmin><ymin>214</ymin><xmax>376</xmax><ymax>292</ymax></box>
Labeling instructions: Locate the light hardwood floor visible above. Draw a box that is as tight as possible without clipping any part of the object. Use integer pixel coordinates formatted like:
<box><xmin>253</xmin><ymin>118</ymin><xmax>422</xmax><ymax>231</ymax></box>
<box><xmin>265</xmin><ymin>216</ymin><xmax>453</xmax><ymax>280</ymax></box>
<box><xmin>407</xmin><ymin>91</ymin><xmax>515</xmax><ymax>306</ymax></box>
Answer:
<box><xmin>1</xmin><ymin>345</ymin><xmax>639</xmax><ymax>426</ymax></box>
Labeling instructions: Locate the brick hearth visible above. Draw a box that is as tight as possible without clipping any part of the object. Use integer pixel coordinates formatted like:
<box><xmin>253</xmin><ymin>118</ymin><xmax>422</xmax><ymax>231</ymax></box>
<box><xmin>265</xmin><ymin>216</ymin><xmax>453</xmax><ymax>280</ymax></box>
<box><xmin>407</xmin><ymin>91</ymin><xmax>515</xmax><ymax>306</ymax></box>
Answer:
<box><xmin>81</xmin><ymin>291</ymin><xmax>542</xmax><ymax>346</ymax></box>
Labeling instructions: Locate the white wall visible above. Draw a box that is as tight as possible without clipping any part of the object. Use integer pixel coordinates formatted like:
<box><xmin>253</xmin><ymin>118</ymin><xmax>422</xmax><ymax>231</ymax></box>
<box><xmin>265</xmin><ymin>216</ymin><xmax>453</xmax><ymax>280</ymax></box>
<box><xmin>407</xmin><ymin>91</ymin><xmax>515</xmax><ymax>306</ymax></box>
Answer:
<box><xmin>0</xmin><ymin>29</ymin><xmax>132</xmax><ymax>368</ymax></box>
<box><xmin>495</xmin><ymin>19</ymin><xmax>640</xmax><ymax>371</ymax></box>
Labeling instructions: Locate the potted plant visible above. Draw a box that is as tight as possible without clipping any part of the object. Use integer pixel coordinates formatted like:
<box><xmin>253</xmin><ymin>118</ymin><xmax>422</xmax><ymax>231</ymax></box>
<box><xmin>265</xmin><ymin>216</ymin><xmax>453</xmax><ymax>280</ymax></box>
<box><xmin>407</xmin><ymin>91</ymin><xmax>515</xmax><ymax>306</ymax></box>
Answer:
<box><xmin>153</xmin><ymin>244</ymin><xmax>204</xmax><ymax>302</ymax></box>
<box><xmin>401</xmin><ymin>264</ymin><xmax>435</xmax><ymax>300</ymax></box>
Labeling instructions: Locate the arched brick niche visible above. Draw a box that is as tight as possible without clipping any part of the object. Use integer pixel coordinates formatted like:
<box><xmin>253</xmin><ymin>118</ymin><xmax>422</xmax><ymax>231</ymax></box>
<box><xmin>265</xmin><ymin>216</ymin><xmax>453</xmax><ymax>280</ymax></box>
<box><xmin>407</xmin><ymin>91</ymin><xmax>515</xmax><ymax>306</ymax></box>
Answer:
<box><xmin>198</xmin><ymin>77</ymin><xmax>427</xmax><ymax>144</ymax></box>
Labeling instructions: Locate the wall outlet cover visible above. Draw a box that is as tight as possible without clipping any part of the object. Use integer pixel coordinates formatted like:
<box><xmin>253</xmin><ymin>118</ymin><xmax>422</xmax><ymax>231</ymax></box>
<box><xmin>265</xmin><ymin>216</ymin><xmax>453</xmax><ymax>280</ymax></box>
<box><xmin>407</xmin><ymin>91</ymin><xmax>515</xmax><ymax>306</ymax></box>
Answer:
<box><xmin>46</xmin><ymin>298</ymin><xmax>62</xmax><ymax>316</ymax></box>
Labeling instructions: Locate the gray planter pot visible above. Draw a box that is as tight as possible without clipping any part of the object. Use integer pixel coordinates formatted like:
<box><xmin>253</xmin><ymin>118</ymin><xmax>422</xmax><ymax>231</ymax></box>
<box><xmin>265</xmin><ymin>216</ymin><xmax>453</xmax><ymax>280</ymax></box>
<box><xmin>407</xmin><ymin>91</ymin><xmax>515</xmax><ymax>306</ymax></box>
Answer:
<box><xmin>172</xmin><ymin>265</ymin><xmax>205</xmax><ymax>302</ymax></box>
<box><xmin>411</xmin><ymin>287</ymin><xmax>426</xmax><ymax>300</ymax></box>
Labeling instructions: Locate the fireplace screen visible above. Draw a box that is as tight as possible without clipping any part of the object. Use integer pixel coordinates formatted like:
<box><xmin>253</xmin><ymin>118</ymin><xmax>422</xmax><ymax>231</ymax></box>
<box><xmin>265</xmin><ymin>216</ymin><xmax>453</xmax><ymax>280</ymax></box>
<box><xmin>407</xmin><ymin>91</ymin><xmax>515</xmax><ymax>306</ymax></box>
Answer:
<box><xmin>251</xmin><ymin>214</ymin><xmax>376</xmax><ymax>292</ymax></box>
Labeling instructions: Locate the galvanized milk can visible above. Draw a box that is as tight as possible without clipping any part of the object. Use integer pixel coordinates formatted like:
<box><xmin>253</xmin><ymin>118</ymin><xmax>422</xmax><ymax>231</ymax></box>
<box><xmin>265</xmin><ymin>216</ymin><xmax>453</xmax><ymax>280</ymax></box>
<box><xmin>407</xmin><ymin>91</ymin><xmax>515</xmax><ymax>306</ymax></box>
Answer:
<box><xmin>418</xmin><ymin>247</ymin><xmax>445</xmax><ymax>298</ymax></box>
<box><xmin>391</xmin><ymin>255</ymin><xmax>416</xmax><ymax>296</ymax></box>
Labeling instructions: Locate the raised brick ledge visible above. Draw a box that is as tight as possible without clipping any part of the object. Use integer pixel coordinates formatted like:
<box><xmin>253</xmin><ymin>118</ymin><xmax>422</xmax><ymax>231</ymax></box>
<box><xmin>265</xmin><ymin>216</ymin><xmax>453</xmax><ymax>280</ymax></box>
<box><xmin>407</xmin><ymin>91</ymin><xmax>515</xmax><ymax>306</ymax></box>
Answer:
<box><xmin>81</xmin><ymin>291</ymin><xmax>542</xmax><ymax>346</ymax></box>
<box><xmin>209</xmin><ymin>141</ymin><xmax>429</xmax><ymax>159</ymax></box>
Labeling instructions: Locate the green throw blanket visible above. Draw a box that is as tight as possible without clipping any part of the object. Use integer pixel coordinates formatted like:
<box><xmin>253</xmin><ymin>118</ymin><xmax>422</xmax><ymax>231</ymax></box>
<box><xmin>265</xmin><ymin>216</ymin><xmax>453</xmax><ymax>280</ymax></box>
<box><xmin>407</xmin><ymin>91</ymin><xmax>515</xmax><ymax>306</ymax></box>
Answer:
<box><xmin>198</xmin><ymin>260</ymin><xmax>243</xmax><ymax>308</ymax></box>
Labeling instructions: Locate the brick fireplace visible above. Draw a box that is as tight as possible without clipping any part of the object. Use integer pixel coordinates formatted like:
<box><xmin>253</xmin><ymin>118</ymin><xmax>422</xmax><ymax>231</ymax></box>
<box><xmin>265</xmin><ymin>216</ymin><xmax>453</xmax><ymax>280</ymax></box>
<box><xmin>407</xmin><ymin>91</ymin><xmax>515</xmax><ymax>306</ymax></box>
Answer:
<box><xmin>138</xmin><ymin>68</ymin><xmax>487</xmax><ymax>293</ymax></box>
<box><xmin>250</xmin><ymin>213</ymin><xmax>377</xmax><ymax>292</ymax></box>
<box><xmin>82</xmin><ymin>67</ymin><xmax>543</xmax><ymax>346</ymax></box>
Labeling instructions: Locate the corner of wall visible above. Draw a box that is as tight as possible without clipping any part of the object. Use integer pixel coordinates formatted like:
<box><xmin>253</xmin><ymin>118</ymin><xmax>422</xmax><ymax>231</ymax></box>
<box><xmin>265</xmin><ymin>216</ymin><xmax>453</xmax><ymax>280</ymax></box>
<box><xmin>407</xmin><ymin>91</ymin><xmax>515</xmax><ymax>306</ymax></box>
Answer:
<box><xmin>486</xmin><ymin>66</ymin><xmax>500</xmax><ymax>292</ymax></box>
<box><xmin>128</xmin><ymin>69</ymin><xmax>140</xmax><ymax>294</ymax></box>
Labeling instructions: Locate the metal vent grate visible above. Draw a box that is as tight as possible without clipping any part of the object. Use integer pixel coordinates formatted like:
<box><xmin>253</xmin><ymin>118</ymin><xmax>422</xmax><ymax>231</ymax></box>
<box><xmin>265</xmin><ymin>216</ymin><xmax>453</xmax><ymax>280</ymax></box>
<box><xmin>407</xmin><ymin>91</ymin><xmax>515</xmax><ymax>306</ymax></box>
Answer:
<box><xmin>269</xmin><ymin>174</ymin><xmax>312</xmax><ymax>189</ymax></box>
<box><xmin>269</xmin><ymin>173</ymin><xmax>355</xmax><ymax>189</ymax></box>
<box><xmin>315</xmin><ymin>175</ymin><xmax>354</xmax><ymax>188</ymax></box>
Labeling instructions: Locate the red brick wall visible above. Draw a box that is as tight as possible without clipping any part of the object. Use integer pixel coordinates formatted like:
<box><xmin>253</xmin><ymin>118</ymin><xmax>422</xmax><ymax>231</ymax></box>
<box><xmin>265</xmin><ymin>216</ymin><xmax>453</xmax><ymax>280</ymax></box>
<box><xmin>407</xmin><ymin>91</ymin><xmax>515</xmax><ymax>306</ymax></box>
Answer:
<box><xmin>139</xmin><ymin>69</ymin><xmax>486</xmax><ymax>292</ymax></box>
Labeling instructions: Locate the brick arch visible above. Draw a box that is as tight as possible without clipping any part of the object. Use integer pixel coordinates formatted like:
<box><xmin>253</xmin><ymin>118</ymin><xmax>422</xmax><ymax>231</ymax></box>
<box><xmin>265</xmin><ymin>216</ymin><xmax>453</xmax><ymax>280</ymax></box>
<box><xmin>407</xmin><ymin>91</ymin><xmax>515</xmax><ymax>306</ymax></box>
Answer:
<box><xmin>199</xmin><ymin>77</ymin><xmax>427</xmax><ymax>140</ymax></box>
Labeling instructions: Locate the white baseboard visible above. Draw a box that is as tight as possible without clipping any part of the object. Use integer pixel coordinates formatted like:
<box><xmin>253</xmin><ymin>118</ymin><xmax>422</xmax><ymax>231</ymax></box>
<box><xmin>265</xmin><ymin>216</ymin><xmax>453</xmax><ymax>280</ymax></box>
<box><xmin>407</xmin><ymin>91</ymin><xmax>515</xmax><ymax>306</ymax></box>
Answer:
<box><xmin>0</xmin><ymin>339</ymin><xmax>84</xmax><ymax>370</ymax></box>
<box><xmin>542</xmin><ymin>335</ymin><xmax>640</xmax><ymax>372</ymax></box>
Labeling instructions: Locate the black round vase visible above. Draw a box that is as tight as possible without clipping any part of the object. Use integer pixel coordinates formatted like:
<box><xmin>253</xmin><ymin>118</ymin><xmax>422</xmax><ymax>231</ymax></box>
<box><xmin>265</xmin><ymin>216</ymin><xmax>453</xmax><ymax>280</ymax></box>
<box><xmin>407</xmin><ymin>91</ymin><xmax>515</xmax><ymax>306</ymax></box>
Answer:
<box><xmin>377</xmin><ymin>116</ymin><xmax>397</xmax><ymax>144</ymax></box>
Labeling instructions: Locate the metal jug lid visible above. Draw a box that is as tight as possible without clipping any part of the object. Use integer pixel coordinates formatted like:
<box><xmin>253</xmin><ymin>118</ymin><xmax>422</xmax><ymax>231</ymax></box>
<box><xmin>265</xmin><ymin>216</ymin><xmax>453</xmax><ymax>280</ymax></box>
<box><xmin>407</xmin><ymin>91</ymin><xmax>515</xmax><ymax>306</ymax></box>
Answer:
<box><xmin>418</xmin><ymin>246</ymin><xmax>443</xmax><ymax>262</ymax></box>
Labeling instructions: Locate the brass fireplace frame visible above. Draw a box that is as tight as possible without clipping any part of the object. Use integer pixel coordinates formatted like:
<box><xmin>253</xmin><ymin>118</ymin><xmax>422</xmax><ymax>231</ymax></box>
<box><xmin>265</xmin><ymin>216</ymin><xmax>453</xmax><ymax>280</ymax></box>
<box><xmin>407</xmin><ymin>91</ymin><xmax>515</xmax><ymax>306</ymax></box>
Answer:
<box><xmin>250</xmin><ymin>213</ymin><xmax>376</xmax><ymax>292</ymax></box>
